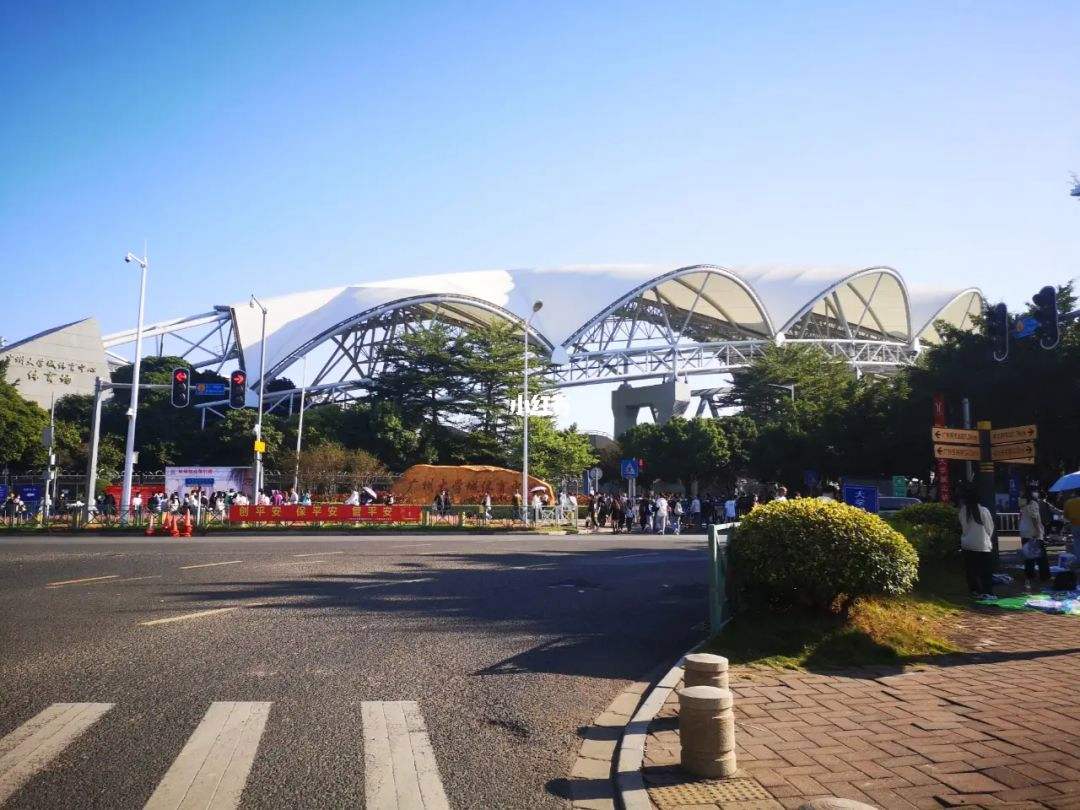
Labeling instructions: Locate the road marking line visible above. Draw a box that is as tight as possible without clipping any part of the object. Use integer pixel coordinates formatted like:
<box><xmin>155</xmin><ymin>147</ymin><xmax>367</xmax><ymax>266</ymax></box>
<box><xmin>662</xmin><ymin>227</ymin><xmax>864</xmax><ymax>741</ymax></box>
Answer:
<box><xmin>351</xmin><ymin>578</ymin><xmax>433</xmax><ymax>590</ymax></box>
<box><xmin>145</xmin><ymin>701</ymin><xmax>271</xmax><ymax>810</ymax></box>
<box><xmin>362</xmin><ymin>701</ymin><xmax>449</xmax><ymax>810</ymax></box>
<box><xmin>0</xmin><ymin>702</ymin><xmax>114</xmax><ymax>804</ymax></box>
<box><xmin>113</xmin><ymin>575</ymin><xmax>163</xmax><ymax>583</ymax></box>
<box><xmin>291</xmin><ymin>551</ymin><xmax>344</xmax><ymax>557</ymax></box>
<box><xmin>139</xmin><ymin>607</ymin><xmax>240</xmax><ymax>627</ymax></box>
<box><xmin>178</xmin><ymin>560</ymin><xmax>243</xmax><ymax>570</ymax></box>
<box><xmin>46</xmin><ymin>575</ymin><xmax>120</xmax><ymax>587</ymax></box>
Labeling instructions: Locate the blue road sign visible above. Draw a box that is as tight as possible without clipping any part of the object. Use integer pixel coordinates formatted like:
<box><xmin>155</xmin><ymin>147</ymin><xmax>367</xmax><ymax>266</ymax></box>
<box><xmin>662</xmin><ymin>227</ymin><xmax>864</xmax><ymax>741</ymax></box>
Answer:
<box><xmin>194</xmin><ymin>382</ymin><xmax>227</xmax><ymax>396</ymax></box>
<box><xmin>843</xmin><ymin>484</ymin><xmax>879</xmax><ymax>514</ymax></box>
<box><xmin>1013</xmin><ymin>316</ymin><xmax>1037</xmax><ymax>340</ymax></box>
<box><xmin>620</xmin><ymin>459</ymin><xmax>639</xmax><ymax>479</ymax></box>
<box><xmin>18</xmin><ymin>484</ymin><xmax>44</xmax><ymax>502</ymax></box>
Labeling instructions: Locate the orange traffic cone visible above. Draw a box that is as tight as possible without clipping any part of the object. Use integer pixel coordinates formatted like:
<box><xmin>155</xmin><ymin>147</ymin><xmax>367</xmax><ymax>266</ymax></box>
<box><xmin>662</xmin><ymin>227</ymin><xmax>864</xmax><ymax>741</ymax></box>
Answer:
<box><xmin>182</xmin><ymin>512</ymin><xmax>193</xmax><ymax>537</ymax></box>
<box><xmin>169</xmin><ymin>513</ymin><xmax>180</xmax><ymax>538</ymax></box>
<box><xmin>145</xmin><ymin>514</ymin><xmax>156</xmax><ymax>537</ymax></box>
<box><xmin>159</xmin><ymin>513</ymin><xmax>170</xmax><ymax>536</ymax></box>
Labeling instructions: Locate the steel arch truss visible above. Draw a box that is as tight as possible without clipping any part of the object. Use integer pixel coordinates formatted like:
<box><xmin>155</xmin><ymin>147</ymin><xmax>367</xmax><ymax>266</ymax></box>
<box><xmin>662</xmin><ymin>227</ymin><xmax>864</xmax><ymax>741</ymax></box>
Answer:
<box><xmin>102</xmin><ymin>308</ymin><xmax>238</xmax><ymax>372</ymax></box>
<box><xmin>265</xmin><ymin>295</ymin><xmax>544</xmax><ymax>407</ymax></box>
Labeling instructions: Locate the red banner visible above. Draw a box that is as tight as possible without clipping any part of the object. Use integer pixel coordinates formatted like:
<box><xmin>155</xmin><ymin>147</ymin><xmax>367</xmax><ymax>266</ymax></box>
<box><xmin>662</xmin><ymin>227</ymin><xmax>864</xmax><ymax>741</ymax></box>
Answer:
<box><xmin>105</xmin><ymin>484</ymin><xmax>165</xmax><ymax>503</ymax></box>
<box><xmin>932</xmin><ymin>393</ymin><xmax>952</xmax><ymax>505</ymax></box>
<box><xmin>229</xmin><ymin>503</ymin><xmax>421</xmax><ymax>524</ymax></box>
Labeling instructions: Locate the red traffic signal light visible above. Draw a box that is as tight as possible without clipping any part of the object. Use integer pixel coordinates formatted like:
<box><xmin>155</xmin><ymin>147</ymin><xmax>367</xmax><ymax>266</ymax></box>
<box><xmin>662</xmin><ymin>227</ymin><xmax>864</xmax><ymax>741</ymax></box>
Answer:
<box><xmin>171</xmin><ymin>367</ymin><xmax>191</xmax><ymax>408</ymax></box>
<box><xmin>229</xmin><ymin>370</ymin><xmax>247</xmax><ymax>409</ymax></box>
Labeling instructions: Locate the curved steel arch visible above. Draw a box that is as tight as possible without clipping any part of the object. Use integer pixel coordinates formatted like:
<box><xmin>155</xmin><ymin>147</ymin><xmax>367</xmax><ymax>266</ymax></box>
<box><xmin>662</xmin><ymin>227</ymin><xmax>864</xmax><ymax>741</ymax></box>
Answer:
<box><xmin>913</xmin><ymin>288</ymin><xmax>984</xmax><ymax>344</ymax></box>
<box><xmin>562</xmin><ymin>264</ymin><xmax>776</xmax><ymax>349</ymax></box>
<box><xmin>778</xmin><ymin>266</ymin><xmax>912</xmax><ymax>341</ymax></box>
<box><xmin>259</xmin><ymin>293</ymin><xmax>553</xmax><ymax>387</ymax></box>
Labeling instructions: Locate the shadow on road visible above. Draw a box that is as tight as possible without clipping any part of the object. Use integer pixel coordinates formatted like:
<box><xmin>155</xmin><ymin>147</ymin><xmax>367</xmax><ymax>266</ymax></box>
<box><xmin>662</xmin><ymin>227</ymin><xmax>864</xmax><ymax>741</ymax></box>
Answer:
<box><xmin>160</xmin><ymin>546</ymin><xmax>708</xmax><ymax>682</ymax></box>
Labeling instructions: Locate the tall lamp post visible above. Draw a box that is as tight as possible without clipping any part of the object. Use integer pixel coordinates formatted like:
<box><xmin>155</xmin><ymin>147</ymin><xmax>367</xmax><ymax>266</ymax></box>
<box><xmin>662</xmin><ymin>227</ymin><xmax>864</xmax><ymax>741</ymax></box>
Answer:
<box><xmin>293</xmin><ymin>354</ymin><xmax>308</xmax><ymax>495</ymax></box>
<box><xmin>119</xmin><ymin>250</ymin><xmax>149</xmax><ymax>523</ymax></box>
<box><xmin>522</xmin><ymin>300</ymin><xmax>543</xmax><ymax>524</ymax></box>
<box><xmin>249</xmin><ymin>295</ymin><xmax>269</xmax><ymax>500</ymax></box>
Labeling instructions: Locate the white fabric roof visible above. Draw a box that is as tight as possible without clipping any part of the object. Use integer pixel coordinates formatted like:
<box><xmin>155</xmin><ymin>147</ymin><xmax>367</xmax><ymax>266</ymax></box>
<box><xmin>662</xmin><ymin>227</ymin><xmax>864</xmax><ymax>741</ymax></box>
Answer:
<box><xmin>228</xmin><ymin>264</ymin><xmax>983</xmax><ymax>385</ymax></box>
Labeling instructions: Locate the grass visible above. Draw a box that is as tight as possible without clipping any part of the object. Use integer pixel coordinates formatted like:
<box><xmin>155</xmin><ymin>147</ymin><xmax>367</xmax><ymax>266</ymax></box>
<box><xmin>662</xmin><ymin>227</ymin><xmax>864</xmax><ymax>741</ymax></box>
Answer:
<box><xmin>706</xmin><ymin>560</ymin><xmax>971</xmax><ymax>670</ymax></box>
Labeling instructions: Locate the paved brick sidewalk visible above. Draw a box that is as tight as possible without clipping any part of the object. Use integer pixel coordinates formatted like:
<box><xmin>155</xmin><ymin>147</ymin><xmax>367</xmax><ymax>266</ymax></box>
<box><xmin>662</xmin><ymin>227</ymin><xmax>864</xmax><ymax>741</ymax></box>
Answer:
<box><xmin>644</xmin><ymin>607</ymin><xmax>1080</xmax><ymax>809</ymax></box>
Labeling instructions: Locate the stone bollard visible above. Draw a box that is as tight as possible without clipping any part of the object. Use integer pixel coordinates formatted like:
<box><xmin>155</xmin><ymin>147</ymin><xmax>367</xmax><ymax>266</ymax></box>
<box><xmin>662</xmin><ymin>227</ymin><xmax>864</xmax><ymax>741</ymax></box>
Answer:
<box><xmin>678</xmin><ymin>685</ymin><xmax>737</xmax><ymax>778</ymax></box>
<box><xmin>683</xmin><ymin>653</ymin><xmax>729</xmax><ymax>689</ymax></box>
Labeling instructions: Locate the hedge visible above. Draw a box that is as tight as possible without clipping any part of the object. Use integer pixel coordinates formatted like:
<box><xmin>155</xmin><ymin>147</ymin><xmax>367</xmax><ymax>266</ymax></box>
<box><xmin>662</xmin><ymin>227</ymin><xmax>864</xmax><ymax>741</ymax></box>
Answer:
<box><xmin>887</xmin><ymin>502</ymin><xmax>960</xmax><ymax>560</ymax></box>
<box><xmin>730</xmin><ymin>498</ymin><xmax>919</xmax><ymax>614</ymax></box>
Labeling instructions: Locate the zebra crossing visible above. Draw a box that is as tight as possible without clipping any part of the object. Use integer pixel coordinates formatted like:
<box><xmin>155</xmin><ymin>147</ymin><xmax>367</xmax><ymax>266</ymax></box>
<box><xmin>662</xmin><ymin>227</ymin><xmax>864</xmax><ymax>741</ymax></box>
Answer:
<box><xmin>0</xmin><ymin>700</ymin><xmax>450</xmax><ymax>809</ymax></box>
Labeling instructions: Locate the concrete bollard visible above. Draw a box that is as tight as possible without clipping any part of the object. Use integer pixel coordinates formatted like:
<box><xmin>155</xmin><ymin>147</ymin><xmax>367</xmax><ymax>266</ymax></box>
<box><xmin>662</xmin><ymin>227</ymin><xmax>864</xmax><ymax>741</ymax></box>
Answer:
<box><xmin>683</xmin><ymin>653</ymin><xmax>729</xmax><ymax>689</ymax></box>
<box><xmin>678</xmin><ymin>685</ymin><xmax>737</xmax><ymax>778</ymax></box>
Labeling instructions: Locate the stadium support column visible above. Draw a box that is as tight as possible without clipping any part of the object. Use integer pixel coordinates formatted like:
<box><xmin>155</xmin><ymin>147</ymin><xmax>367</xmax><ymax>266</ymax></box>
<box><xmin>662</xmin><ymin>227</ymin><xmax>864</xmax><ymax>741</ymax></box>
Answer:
<box><xmin>611</xmin><ymin>379</ymin><xmax>691</xmax><ymax>438</ymax></box>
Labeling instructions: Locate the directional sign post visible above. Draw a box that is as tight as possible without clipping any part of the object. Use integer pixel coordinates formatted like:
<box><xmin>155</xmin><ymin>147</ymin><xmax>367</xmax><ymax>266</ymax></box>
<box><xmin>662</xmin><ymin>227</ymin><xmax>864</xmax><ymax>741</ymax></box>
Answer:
<box><xmin>931</xmin><ymin>427</ymin><xmax>979</xmax><ymax>445</ymax></box>
<box><xmin>990</xmin><ymin>425</ymin><xmax>1037</xmax><ymax>445</ymax></box>
<box><xmin>934</xmin><ymin>444</ymin><xmax>981</xmax><ymax>461</ymax></box>
<box><xmin>990</xmin><ymin>441</ymin><xmax>1036</xmax><ymax>464</ymax></box>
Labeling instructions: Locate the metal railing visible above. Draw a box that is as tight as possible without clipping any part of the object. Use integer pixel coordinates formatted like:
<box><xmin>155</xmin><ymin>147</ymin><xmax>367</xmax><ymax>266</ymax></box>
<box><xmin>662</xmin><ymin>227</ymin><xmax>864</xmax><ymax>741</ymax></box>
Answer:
<box><xmin>995</xmin><ymin>512</ymin><xmax>1020</xmax><ymax>533</ymax></box>
<box><xmin>707</xmin><ymin>522</ymin><xmax>737</xmax><ymax>635</ymax></box>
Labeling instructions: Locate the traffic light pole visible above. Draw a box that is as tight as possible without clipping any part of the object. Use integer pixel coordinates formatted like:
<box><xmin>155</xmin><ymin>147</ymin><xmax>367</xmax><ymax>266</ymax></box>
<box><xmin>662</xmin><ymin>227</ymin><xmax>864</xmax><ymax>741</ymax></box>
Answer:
<box><xmin>82</xmin><ymin>381</ymin><xmax>170</xmax><ymax>524</ymax></box>
<box><xmin>977</xmin><ymin>420</ymin><xmax>999</xmax><ymax>565</ymax></box>
<box><xmin>119</xmin><ymin>254</ymin><xmax>150</xmax><ymax>524</ymax></box>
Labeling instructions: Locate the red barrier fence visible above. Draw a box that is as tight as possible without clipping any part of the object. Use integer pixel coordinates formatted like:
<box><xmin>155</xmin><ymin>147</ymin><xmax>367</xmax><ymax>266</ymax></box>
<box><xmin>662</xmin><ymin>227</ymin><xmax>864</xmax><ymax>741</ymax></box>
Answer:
<box><xmin>229</xmin><ymin>504</ymin><xmax>421</xmax><ymax>523</ymax></box>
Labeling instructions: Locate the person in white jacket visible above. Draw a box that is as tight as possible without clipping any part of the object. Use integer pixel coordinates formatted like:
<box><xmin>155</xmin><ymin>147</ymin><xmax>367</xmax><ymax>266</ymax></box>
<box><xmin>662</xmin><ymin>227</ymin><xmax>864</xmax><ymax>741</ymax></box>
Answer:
<box><xmin>959</xmin><ymin>488</ymin><xmax>995</xmax><ymax>598</ymax></box>
<box><xmin>1019</xmin><ymin>486</ymin><xmax>1049</xmax><ymax>590</ymax></box>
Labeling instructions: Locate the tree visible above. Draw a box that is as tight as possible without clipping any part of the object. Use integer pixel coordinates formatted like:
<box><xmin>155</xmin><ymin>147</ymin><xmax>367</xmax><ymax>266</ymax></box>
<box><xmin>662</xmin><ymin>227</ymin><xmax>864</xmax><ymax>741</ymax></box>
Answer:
<box><xmin>507</xmin><ymin>418</ymin><xmax>597</xmax><ymax>485</ymax></box>
<box><xmin>280</xmin><ymin>441</ymin><xmax>389</xmax><ymax>496</ymax></box>
<box><xmin>620</xmin><ymin>417</ymin><xmax>732</xmax><ymax>489</ymax></box>
<box><xmin>0</xmin><ymin>359</ymin><xmax>49</xmax><ymax>469</ymax></box>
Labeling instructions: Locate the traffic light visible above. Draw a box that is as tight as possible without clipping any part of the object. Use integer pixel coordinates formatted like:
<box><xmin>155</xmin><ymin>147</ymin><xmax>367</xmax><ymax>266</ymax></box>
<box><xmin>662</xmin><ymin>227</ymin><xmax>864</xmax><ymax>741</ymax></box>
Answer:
<box><xmin>229</xmin><ymin>370</ymin><xmax>247</xmax><ymax>409</ymax></box>
<box><xmin>986</xmin><ymin>303</ymin><xmax>1009</xmax><ymax>362</ymax></box>
<box><xmin>1032</xmin><ymin>285</ymin><xmax>1059</xmax><ymax>349</ymax></box>
<box><xmin>170</xmin><ymin>367</ymin><xmax>191</xmax><ymax>408</ymax></box>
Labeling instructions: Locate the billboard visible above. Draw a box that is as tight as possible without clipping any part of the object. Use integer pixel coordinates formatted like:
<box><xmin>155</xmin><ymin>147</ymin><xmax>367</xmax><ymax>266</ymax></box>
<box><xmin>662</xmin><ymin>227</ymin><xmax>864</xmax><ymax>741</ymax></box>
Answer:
<box><xmin>164</xmin><ymin>467</ymin><xmax>254</xmax><ymax>497</ymax></box>
<box><xmin>229</xmin><ymin>504</ymin><xmax>421</xmax><ymax>523</ymax></box>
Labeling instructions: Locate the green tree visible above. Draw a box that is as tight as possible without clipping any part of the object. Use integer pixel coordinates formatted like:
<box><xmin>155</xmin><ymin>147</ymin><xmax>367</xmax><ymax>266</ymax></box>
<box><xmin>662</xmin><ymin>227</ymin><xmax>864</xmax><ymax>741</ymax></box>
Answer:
<box><xmin>0</xmin><ymin>359</ymin><xmax>50</xmax><ymax>469</ymax></box>
<box><xmin>620</xmin><ymin>417</ymin><xmax>732</xmax><ymax>489</ymax></box>
<box><xmin>507</xmin><ymin>418</ymin><xmax>597</xmax><ymax>485</ymax></box>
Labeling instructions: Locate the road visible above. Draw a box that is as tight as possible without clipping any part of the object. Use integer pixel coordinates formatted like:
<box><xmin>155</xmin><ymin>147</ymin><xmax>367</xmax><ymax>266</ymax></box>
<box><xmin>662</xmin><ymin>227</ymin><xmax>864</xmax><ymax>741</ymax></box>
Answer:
<box><xmin>0</xmin><ymin>532</ymin><xmax>708</xmax><ymax>809</ymax></box>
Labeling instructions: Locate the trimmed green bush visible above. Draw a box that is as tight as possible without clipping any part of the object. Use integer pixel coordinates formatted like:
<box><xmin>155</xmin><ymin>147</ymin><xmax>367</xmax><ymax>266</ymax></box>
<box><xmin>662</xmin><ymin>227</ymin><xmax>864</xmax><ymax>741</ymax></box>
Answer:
<box><xmin>888</xmin><ymin>502</ymin><xmax>960</xmax><ymax>560</ymax></box>
<box><xmin>730</xmin><ymin>498</ymin><xmax>919</xmax><ymax>613</ymax></box>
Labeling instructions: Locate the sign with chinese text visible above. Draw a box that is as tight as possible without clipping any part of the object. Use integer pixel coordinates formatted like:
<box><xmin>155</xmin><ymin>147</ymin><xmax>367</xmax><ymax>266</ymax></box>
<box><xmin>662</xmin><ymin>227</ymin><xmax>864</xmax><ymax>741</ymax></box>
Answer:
<box><xmin>164</xmin><ymin>467</ymin><xmax>254</xmax><ymax>497</ymax></box>
<box><xmin>930</xmin><ymin>427</ymin><xmax>979</xmax><ymax>445</ymax></box>
<box><xmin>842</xmin><ymin>485</ymin><xmax>879</xmax><ymax>514</ymax></box>
<box><xmin>228</xmin><ymin>504</ymin><xmax>422</xmax><ymax>523</ymax></box>
<box><xmin>934</xmin><ymin>444</ymin><xmax>981</xmax><ymax>461</ymax></box>
<box><xmin>932</xmin><ymin>393</ymin><xmax>951</xmax><ymax>505</ymax></box>
<box><xmin>990</xmin><ymin>425</ymin><xmax>1037</xmax><ymax>445</ymax></box>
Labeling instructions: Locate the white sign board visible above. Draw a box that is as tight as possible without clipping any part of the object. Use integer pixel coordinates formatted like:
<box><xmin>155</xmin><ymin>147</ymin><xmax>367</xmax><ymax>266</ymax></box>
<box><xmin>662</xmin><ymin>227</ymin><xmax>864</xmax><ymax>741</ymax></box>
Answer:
<box><xmin>164</xmin><ymin>466</ymin><xmax>254</xmax><ymax>497</ymax></box>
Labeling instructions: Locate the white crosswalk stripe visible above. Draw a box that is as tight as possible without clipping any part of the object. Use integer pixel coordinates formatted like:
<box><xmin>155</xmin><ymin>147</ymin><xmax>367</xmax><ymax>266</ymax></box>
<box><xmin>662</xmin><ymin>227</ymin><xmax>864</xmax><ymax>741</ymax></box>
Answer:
<box><xmin>0</xmin><ymin>702</ymin><xmax>114</xmax><ymax>804</ymax></box>
<box><xmin>362</xmin><ymin>701</ymin><xmax>450</xmax><ymax>810</ymax></box>
<box><xmin>144</xmin><ymin>701</ymin><xmax>271</xmax><ymax>810</ymax></box>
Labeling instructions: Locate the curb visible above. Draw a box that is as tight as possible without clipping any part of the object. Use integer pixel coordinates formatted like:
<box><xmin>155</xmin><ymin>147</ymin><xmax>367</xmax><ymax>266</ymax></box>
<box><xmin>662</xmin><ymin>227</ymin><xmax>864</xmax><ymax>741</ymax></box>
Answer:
<box><xmin>614</xmin><ymin>652</ymin><xmax>690</xmax><ymax>810</ymax></box>
<box><xmin>566</xmin><ymin>644</ymin><xmax>699</xmax><ymax>810</ymax></box>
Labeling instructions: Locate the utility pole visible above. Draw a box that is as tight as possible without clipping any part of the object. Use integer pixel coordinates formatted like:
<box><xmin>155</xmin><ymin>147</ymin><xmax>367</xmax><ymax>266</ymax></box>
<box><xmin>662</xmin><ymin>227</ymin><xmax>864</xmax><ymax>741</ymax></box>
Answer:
<box><xmin>120</xmin><ymin>250</ymin><xmax>150</xmax><ymax>524</ymax></box>
<box><xmin>250</xmin><ymin>295</ymin><xmax>269</xmax><ymax>501</ymax></box>
<box><xmin>84</xmin><ymin>378</ymin><xmax>105</xmax><ymax>523</ymax></box>
<box><xmin>977</xmin><ymin>420</ymin><xmax>999</xmax><ymax>563</ymax></box>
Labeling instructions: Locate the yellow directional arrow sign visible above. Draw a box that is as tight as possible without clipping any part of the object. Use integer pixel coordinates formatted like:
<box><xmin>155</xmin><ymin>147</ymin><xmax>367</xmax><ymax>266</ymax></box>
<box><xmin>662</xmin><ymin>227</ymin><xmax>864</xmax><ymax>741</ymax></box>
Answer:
<box><xmin>990</xmin><ymin>424</ymin><xmax>1037</xmax><ymax>445</ymax></box>
<box><xmin>934</xmin><ymin>444</ymin><xmax>981</xmax><ymax>461</ymax></box>
<box><xmin>991</xmin><ymin>441</ymin><xmax>1036</xmax><ymax>462</ymax></box>
<box><xmin>930</xmin><ymin>427</ymin><xmax>979</xmax><ymax>445</ymax></box>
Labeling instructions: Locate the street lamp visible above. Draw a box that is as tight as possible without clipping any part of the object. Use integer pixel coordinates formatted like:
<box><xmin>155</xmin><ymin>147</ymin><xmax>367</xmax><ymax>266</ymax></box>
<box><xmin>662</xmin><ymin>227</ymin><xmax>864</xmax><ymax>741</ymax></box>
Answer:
<box><xmin>293</xmin><ymin>354</ymin><xmax>308</xmax><ymax>495</ymax></box>
<box><xmin>119</xmin><ymin>250</ymin><xmax>149</xmax><ymax>523</ymax></box>
<box><xmin>522</xmin><ymin>300</ymin><xmax>543</xmax><ymax>524</ymax></box>
<box><xmin>768</xmin><ymin>383</ymin><xmax>796</xmax><ymax>404</ymax></box>
<box><xmin>249</xmin><ymin>295</ymin><xmax>268</xmax><ymax>501</ymax></box>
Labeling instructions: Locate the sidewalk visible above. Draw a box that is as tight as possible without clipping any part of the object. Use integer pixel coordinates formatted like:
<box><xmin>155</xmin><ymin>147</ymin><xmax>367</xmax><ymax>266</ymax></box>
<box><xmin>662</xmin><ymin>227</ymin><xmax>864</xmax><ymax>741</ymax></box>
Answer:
<box><xmin>642</xmin><ymin>607</ymin><xmax>1080</xmax><ymax>809</ymax></box>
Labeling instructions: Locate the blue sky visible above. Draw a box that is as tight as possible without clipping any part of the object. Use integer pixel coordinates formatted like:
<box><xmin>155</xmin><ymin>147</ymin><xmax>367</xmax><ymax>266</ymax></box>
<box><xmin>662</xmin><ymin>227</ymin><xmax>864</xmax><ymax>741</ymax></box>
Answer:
<box><xmin>2</xmin><ymin>1</ymin><xmax>1078</xmax><ymax>431</ymax></box>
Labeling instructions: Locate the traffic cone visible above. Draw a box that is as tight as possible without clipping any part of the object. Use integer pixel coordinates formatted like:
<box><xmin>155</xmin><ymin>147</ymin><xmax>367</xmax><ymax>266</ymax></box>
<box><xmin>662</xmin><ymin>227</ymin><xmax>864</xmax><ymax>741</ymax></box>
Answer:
<box><xmin>159</xmin><ymin>513</ymin><xmax>171</xmax><ymax>536</ymax></box>
<box><xmin>170</xmin><ymin>513</ymin><xmax>180</xmax><ymax>538</ymax></box>
<box><xmin>182</xmin><ymin>512</ymin><xmax>193</xmax><ymax>537</ymax></box>
<box><xmin>145</xmin><ymin>514</ymin><xmax>156</xmax><ymax>537</ymax></box>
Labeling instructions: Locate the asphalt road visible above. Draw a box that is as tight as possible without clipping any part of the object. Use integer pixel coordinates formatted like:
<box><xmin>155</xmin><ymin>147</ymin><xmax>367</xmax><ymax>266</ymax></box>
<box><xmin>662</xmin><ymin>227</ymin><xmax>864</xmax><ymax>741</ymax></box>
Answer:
<box><xmin>0</xmin><ymin>532</ymin><xmax>709</xmax><ymax>809</ymax></box>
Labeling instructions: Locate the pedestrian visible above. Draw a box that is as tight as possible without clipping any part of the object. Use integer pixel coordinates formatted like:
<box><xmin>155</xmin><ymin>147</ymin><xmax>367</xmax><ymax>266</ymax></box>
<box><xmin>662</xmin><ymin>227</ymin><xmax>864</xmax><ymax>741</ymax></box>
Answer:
<box><xmin>723</xmin><ymin>494</ymin><xmax>737</xmax><ymax>522</ymax></box>
<box><xmin>611</xmin><ymin>495</ymin><xmax>623</xmax><ymax>534</ymax></box>
<box><xmin>774</xmin><ymin>486</ymin><xmax>788</xmax><ymax>502</ymax></box>
<box><xmin>671</xmin><ymin>495</ymin><xmax>683</xmax><ymax>535</ymax></box>
<box><xmin>689</xmin><ymin>494</ymin><xmax>701</xmax><ymax>530</ymax></box>
<box><xmin>1019</xmin><ymin>486</ymin><xmax>1049</xmax><ymax>590</ymax></box>
<box><xmin>132</xmin><ymin>491</ymin><xmax>143</xmax><ymax>522</ymax></box>
<box><xmin>482</xmin><ymin>491</ymin><xmax>492</xmax><ymax>522</ymax></box>
<box><xmin>512</xmin><ymin>491</ymin><xmax>523</xmax><ymax>522</ymax></box>
<box><xmin>958</xmin><ymin>488</ymin><xmax>995</xmax><ymax>598</ymax></box>
<box><xmin>345</xmin><ymin>489</ymin><xmax>360</xmax><ymax>506</ymax></box>
<box><xmin>531</xmin><ymin>491</ymin><xmax>542</xmax><ymax>521</ymax></box>
<box><xmin>655</xmin><ymin>492</ymin><xmax>669</xmax><ymax>535</ymax></box>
